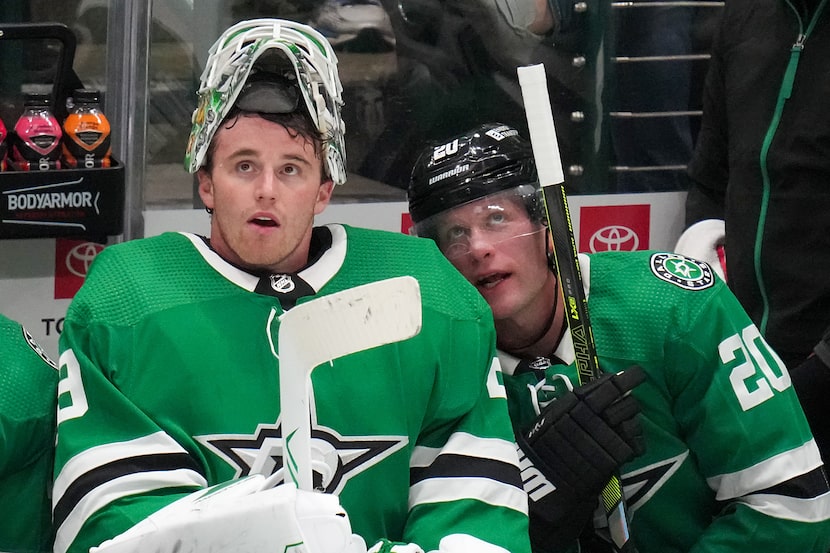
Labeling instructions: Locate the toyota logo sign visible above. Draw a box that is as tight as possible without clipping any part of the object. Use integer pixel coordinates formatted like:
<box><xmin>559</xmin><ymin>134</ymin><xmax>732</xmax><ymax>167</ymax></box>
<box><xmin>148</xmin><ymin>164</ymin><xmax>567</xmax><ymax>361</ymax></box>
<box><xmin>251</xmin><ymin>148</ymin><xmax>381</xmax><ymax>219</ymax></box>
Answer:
<box><xmin>589</xmin><ymin>225</ymin><xmax>640</xmax><ymax>252</ymax></box>
<box><xmin>66</xmin><ymin>242</ymin><xmax>105</xmax><ymax>278</ymax></box>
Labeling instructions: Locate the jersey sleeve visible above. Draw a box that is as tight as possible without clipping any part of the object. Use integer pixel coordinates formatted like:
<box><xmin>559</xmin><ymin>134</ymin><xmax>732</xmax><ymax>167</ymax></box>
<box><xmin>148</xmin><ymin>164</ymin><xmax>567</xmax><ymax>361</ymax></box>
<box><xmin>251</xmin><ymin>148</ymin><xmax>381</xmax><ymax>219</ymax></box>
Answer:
<box><xmin>0</xmin><ymin>315</ymin><xmax>57</xmax><ymax>474</ymax></box>
<box><xmin>0</xmin><ymin>315</ymin><xmax>59</xmax><ymax>553</ymax></box>
<box><xmin>402</xmin><ymin>310</ymin><xmax>531</xmax><ymax>553</ymax></box>
<box><xmin>668</xmin><ymin>283</ymin><xmax>830</xmax><ymax>553</ymax></box>
<box><xmin>53</xmin><ymin>272</ymin><xmax>207</xmax><ymax>553</ymax></box>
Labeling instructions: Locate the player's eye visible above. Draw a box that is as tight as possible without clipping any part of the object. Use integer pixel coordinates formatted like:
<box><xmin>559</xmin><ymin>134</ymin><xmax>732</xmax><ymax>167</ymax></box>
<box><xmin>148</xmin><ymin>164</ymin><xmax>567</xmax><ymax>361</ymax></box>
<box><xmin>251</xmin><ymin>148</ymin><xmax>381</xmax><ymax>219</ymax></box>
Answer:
<box><xmin>445</xmin><ymin>226</ymin><xmax>469</xmax><ymax>242</ymax></box>
<box><xmin>488</xmin><ymin>212</ymin><xmax>507</xmax><ymax>226</ymax></box>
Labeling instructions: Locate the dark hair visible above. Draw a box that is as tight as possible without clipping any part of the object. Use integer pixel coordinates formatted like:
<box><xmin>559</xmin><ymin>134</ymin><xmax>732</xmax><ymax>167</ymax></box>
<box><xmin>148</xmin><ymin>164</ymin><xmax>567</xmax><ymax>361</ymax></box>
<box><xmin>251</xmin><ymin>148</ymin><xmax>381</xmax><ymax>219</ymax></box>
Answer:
<box><xmin>200</xmin><ymin>108</ymin><xmax>324</xmax><ymax>173</ymax></box>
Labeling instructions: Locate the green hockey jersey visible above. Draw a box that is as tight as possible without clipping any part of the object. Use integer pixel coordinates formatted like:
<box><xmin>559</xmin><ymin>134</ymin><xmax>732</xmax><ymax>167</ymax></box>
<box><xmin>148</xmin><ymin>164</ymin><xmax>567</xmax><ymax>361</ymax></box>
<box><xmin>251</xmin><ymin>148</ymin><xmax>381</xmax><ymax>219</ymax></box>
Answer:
<box><xmin>53</xmin><ymin>225</ymin><xmax>531</xmax><ymax>553</ymax></box>
<box><xmin>503</xmin><ymin>251</ymin><xmax>830</xmax><ymax>553</ymax></box>
<box><xmin>0</xmin><ymin>313</ymin><xmax>58</xmax><ymax>553</ymax></box>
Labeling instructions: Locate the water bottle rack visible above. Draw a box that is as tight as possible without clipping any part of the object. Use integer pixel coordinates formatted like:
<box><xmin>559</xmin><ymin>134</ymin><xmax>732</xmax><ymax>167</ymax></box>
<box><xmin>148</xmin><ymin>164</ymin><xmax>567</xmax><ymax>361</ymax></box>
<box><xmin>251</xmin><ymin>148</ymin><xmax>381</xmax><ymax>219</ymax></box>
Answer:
<box><xmin>0</xmin><ymin>22</ymin><xmax>126</xmax><ymax>240</ymax></box>
<box><xmin>0</xmin><ymin>161</ymin><xmax>125</xmax><ymax>240</ymax></box>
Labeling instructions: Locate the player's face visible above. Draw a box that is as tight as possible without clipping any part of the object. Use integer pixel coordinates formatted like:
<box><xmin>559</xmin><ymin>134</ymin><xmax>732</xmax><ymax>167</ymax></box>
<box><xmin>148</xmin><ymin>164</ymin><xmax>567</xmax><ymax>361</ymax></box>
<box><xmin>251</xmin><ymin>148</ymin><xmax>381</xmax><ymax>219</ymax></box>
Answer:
<box><xmin>434</xmin><ymin>197</ymin><xmax>551</xmax><ymax>322</ymax></box>
<box><xmin>198</xmin><ymin>115</ymin><xmax>333</xmax><ymax>273</ymax></box>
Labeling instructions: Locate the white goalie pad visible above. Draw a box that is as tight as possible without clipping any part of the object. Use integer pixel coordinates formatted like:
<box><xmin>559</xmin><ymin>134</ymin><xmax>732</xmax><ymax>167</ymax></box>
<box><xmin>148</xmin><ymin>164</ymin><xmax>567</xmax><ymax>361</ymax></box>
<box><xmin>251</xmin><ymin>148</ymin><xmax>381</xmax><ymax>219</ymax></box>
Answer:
<box><xmin>91</xmin><ymin>476</ymin><xmax>367</xmax><ymax>553</ymax></box>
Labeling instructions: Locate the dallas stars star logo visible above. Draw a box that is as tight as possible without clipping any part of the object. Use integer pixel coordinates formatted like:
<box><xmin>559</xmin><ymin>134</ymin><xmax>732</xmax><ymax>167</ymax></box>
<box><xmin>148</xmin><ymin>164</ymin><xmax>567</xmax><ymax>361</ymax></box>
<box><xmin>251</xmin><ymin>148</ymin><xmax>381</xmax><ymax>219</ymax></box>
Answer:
<box><xmin>197</xmin><ymin>420</ymin><xmax>407</xmax><ymax>494</ymax></box>
<box><xmin>621</xmin><ymin>451</ymin><xmax>688</xmax><ymax>513</ymax></box>
<box><xmin>650</xmin><ymin>253</ymin><xmax>715</xmax><ymax>291</ymax></box>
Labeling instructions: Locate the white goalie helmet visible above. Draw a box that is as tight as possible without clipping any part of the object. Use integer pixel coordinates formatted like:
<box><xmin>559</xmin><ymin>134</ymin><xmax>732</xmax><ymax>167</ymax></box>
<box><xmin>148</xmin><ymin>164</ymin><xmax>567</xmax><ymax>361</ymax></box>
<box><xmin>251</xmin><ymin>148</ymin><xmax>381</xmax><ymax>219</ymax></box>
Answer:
<box><xmin>184</xmin><ymin>18</ymin><xmax>347</xmax><ymax>185</ymax></box>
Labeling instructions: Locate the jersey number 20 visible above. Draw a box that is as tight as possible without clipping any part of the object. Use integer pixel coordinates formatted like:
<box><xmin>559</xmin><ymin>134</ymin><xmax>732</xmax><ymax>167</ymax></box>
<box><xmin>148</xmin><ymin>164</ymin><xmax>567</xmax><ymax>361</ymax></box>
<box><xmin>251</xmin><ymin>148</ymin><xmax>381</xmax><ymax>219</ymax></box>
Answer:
<box><xmin>721</xmin><ymin>325</ymin><xmax>790</xmax><ymax>411</ymax></box>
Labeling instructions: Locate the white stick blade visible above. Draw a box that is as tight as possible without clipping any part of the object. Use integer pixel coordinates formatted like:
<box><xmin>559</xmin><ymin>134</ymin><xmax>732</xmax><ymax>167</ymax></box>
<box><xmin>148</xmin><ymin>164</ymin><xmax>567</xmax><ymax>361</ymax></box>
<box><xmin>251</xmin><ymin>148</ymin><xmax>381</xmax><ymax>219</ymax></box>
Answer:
<box><xmin>517</xmin><ymin>63</ymin><xmax>565</xmax><ymax>187</ymax></box>
<box><xmin>280</xmin><ymin>275</ymin><xmax>422</xmax><ymax>369</ymax></box>
<box><xmin>279</xmin><ymin>276</ymin><xmax>423</xmax><ymax>489</ymax></box>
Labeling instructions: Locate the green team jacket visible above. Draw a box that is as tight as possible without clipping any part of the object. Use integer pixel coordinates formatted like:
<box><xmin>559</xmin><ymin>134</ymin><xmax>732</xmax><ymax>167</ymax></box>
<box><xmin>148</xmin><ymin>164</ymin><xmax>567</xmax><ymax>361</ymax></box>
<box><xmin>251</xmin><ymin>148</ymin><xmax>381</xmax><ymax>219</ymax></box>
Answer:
<box><xmin>502</xmin><ymin>251</ymin><xmax>830</xmax><ymax>553</ymax></box>
<box><xmin>53</xmin><ymin>225</ymin><xmax>531</xmax><ymax>553</ymax></box>
<box><xmin>0</xmin><ymin>313</ymin><xmax>58</xmax><ymax>553</ymax></box>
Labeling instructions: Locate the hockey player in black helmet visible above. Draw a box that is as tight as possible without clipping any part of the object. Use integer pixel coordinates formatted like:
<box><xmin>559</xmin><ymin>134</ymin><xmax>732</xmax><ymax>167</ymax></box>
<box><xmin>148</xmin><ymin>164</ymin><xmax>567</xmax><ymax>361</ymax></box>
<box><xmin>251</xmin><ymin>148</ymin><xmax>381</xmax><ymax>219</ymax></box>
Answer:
<box><xmin>408</xmin><ymin>123</ymin><xmax>830</xmax><ymax>553</ymax></box>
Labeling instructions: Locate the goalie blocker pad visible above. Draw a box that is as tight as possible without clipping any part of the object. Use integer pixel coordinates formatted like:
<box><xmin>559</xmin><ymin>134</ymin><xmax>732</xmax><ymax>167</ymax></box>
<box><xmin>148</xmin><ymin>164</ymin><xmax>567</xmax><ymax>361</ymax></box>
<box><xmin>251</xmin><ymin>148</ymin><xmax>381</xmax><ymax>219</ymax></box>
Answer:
<box><xmin>91</xmin><ymin>475</ymin><xmax>367</xmax><ymax>553</ymax></box>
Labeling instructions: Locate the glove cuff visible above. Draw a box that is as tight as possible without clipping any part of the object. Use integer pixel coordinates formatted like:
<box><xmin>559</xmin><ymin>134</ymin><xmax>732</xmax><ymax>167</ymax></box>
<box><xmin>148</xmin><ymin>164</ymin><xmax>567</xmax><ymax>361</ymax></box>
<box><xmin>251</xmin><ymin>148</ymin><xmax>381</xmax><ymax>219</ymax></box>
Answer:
<box><xmin>516</xmin><ymin>430</ymin><xmax>581</xmax><ymax>500</ymax></box>
<box><xmin>814</xmin><ymin>326</ymin><xmax>830</xmax><ymax>368</ymax></box>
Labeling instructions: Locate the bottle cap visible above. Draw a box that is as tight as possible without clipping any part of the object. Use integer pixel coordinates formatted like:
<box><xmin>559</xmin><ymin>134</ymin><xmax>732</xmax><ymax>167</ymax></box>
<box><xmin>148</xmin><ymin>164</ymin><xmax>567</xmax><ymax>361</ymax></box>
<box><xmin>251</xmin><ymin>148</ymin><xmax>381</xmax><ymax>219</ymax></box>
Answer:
<box><xmin>73</xmin><ymin>89</ymin><xmax>101</xmax><ymax>103</ymax></box>
<box><xmin>23</xmin><ymin>93</ymin><xmax>52</xmax><ymax>107</ymax></box>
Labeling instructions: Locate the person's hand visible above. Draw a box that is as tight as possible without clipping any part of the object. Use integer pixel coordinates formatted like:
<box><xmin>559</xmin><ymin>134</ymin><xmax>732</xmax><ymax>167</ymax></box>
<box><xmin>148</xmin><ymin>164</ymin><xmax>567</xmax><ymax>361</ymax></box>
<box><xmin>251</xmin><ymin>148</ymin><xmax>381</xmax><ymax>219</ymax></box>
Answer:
<box><xmin>516</xmin><ymin>366</ymin><xmax>645</xmax><ymax>551</ymax></box>
<box><xmin>518</xmin><ymin>365</ymin><xmax>646</xmax><ymax>498</ymax></box>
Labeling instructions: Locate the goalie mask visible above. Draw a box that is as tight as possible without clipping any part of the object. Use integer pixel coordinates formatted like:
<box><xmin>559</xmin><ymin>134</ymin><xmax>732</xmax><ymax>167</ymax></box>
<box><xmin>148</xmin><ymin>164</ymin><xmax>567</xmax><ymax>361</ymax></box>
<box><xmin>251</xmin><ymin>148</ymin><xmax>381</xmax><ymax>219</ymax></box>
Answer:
<box><xmin>184</xmin><ymin>18</ymin><xmax>347</xmax><ymax>185</ymax></box>
<box><xmin>408</xmin><ymin>123</ymin><xmax>545</xmax><ymax>258</ymax></box>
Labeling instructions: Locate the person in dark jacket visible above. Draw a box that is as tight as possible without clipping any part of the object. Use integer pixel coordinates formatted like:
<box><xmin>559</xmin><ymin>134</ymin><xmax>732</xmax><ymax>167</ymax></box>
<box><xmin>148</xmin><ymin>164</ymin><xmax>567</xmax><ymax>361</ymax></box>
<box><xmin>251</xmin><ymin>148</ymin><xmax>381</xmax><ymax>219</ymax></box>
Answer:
<box><xmin>686</xmin><ymin>0</ymin><xmax>830</xmax><ymax>461</ymax></box>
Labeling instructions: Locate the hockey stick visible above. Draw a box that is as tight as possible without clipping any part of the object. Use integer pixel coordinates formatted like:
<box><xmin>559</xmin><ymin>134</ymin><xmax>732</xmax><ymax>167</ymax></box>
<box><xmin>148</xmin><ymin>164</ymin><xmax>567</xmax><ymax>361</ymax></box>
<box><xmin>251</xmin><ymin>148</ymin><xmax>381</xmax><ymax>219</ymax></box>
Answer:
<box><xmin>517</xmin><ymin>63</ymin><xmax>636</xmax><ymax>553</ymax></box>
<box><xmin>277</xmin><ymin>276</ymin><xmax>422</xmax><ymax>490</ymax></box>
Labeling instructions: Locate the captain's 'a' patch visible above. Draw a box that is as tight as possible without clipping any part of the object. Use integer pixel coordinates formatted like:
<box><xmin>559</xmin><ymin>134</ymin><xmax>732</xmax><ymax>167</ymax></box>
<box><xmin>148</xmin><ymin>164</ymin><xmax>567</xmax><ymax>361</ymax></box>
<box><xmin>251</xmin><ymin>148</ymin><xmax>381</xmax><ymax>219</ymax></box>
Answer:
<box><xmin>650</xmin><ymin>253</ymin><xmax>715</xmax><ymax>291</ymax></box>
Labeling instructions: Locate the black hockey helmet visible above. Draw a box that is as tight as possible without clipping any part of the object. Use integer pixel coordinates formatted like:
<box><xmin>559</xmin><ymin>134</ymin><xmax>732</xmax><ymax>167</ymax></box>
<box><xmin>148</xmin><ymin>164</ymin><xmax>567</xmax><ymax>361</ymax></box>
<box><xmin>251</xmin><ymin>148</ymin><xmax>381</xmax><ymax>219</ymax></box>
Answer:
<box><xmin>408</xmin><ymin>123</ymin><xmax>543</xmax><ymax>240</ymax></box>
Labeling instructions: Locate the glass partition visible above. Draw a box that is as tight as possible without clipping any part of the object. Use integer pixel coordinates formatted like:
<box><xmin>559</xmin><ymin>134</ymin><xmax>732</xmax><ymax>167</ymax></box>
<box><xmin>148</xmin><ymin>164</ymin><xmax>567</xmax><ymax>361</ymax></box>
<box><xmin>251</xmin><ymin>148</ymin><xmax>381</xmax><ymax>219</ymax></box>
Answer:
<box><xmin>3</xmin><ymin>0</ymin><xmax>724</xmax><ymax>214</ymax></box>
<box><xmin>139</xmin><ymin>0</ymin><xmax>723</xmax><ymax>208</ymax></box>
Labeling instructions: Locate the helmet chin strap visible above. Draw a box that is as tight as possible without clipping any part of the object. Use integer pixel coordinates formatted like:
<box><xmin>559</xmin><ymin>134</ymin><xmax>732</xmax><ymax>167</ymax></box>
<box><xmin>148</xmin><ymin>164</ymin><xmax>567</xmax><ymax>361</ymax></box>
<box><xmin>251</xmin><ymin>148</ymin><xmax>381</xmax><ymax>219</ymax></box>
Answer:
<box><xmin>545</xmin><ymin>225</ymin><xmax>556</xmax><ymax>270</ymax></box>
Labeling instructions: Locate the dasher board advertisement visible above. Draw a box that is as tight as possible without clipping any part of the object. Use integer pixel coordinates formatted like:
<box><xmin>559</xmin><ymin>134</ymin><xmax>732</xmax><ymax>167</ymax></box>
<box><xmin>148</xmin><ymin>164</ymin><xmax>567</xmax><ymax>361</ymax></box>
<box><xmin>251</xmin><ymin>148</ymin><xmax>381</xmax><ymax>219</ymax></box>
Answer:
<box><xmin>0</xmin><ymin>191</ymin><xmax>686</xmax><ymax>358</ymax></box>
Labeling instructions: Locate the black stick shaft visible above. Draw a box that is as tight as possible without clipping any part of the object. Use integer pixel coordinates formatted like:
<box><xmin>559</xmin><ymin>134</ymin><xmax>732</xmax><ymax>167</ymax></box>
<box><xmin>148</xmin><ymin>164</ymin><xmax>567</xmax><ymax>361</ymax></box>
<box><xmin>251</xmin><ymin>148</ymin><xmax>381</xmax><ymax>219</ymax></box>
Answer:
<box><xmin>518</xmin><ymin>62</ymin><xmax>636</xmax><ymax>553</ymax></box>
<box><xmin>542</xmin><ymin>184</ymin><xmax>600</xmax><ymax>384</ymax></box>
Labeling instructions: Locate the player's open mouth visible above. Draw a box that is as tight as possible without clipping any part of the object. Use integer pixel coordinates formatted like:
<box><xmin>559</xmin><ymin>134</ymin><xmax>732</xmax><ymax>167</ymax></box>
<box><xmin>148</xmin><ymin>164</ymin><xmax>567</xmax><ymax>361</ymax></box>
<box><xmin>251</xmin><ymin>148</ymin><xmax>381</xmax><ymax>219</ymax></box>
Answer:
<box><xmin>251</xmin><ymin>216</ymin><xmax>278</xmax><ymax>227</ymax></box>
<box><xmin>477</xmin><ymin>273</ymin><xmax>508</xmax><ymax>289</ymax></box>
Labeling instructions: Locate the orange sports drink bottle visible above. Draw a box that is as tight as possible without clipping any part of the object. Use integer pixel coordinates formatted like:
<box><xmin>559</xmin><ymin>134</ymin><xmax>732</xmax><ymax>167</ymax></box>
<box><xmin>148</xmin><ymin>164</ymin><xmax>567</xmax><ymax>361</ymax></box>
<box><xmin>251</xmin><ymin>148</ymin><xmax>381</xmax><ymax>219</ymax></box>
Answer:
<box><xmin>62</xmin><ymin>89</ymin><xmax>112</xmax><ymax>168</ymax></box>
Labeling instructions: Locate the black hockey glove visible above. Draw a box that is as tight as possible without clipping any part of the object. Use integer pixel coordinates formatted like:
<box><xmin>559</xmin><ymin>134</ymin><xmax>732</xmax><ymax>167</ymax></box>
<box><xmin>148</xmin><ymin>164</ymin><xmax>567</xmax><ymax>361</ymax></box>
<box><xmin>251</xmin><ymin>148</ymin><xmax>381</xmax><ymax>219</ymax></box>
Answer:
<box><xmin>518</xmin><ymin>365</ymin><xmax>646</xmax><ymax>498</ymax></box>
<box><xmin>516</xmin><ymin>366</ymin><xmax>646</xmax><ymax>551</ymax></box>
